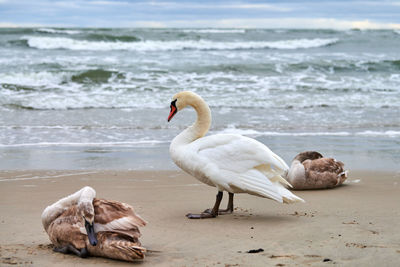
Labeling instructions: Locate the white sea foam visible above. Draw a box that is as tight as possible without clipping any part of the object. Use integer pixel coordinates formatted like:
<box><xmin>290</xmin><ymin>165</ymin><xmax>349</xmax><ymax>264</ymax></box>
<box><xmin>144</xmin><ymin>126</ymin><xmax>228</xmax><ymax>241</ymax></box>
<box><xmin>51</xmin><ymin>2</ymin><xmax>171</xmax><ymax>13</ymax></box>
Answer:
<box><xmin>216</xmin><ymin>126</ymin><xmax>400</xmax><ymax>138</ymax></box>
<box><xmin>355</xmin><ymin>130</ymin><xmax>400</xmax><ymax>137</ymax></box>
<box><xmin>0</xmin><ymin>71</ymin><xmax>66</xmax><ymax>86</ymax></box>
<box><xmin>2</xmin><ymin>130</ymin><xmax>399</xmax><ymax>149</ymax></box>
<box><xmin>0</xmin><ymin>140</ymin><xmax>168</xmax><ymax>148</ymax></box>
<box><xmin>1</xmin><ymin>65</ymin><xmax>399</xmax><ymax>110</ymax></box>
<box><xmin>36</xmin><ymin>28</ymin><xmax>81</xmax><ymax>35</ymax></box>
<box><xmin>0</xmin><ymin>171</ymin><xmax>98</xmax><ymax>182</ymax></box>
<box><xmin>24</xmin><ymin>36</ymin><xmax>339</xmax><ymax>51</ymax></box>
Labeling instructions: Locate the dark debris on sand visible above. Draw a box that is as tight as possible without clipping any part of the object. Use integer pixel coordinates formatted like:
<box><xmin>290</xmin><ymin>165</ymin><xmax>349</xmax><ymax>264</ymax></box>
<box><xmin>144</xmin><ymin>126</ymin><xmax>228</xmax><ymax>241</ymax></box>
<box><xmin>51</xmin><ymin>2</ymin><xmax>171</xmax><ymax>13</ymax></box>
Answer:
<box><xmin>246</xmin><ymin>248</ymin><xmax>264</xmax><ymax>254</ymax></box>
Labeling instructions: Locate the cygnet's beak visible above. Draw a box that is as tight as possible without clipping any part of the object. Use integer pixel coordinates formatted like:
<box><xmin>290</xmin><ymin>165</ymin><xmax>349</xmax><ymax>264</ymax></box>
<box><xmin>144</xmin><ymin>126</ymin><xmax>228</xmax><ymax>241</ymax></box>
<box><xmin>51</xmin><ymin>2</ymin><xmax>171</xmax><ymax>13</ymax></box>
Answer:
<box><xmin>85</xmin><ymin>220</ymin><xmax>98</xmax><ymax>246</ymax></box>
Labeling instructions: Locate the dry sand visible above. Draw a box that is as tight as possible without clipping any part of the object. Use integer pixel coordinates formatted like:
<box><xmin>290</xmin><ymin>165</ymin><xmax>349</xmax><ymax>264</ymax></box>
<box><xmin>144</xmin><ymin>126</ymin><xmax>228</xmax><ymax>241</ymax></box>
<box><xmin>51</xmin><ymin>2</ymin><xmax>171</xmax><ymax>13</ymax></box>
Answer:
<box><xmin>1</xmin><ymin>170</ymin><xmax>400</xmax><ymax>266</ymax></box>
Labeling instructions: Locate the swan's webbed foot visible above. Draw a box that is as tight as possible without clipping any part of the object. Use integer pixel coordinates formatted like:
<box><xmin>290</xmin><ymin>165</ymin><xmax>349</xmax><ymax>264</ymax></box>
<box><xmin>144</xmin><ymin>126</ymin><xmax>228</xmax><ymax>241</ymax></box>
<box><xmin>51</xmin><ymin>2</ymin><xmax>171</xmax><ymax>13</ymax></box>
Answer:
<box><xmin>53</xmin><ymin>245</ymin><xmax>89</xmax><ymax>258</ymax></box>
<box><xmin>203</xmin><ymin>192</ymin><xmax>234</xmax><ymax>215</ymax></box>
<box><xmin>203</xmin><ymin>208</ymin><xmax>233</xmax><ymax>215</ymax></box>
<box><xmin>186</xmin><ymin>191</ymin><xmax>232</xmax><ymax>219</ymax></box>
<box><xmin>186</xmin><ymin>211</ymin><xmax>217</xmax><ymax>219</ymax></box>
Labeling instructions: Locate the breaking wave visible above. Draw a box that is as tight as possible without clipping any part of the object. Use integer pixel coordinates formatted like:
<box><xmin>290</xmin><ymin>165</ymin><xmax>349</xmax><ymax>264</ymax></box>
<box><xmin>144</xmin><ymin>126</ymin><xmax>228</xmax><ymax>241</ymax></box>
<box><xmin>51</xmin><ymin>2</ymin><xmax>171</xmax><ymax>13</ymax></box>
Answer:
<box><xmin>23</xmin><ymin>36</ymin><xmax>339</xmax><ymax>51</ymax></box>
<box><xmin>217</xmin><ymin>127</ymin><xmax>400</xmax><ymax>138</ymax></box>
<box><xmin>36</xmin><ymin>28</ymin><xmax>81</xmax><ymax>35</ymax></box>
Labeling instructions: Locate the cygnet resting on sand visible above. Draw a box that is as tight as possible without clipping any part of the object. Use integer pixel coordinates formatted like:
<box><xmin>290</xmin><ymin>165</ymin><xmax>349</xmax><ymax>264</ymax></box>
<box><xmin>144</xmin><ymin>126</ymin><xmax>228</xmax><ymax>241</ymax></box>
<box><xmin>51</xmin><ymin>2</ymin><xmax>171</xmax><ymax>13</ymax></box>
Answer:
<box><xmin>286</xmin><ymin>151</ymin><xmax>348</xmax><ymax>190</ymax></box>
<box><xmin>41</xmin><ymin>186</ymin><xmax>147</xmax><ymax>261</ymax></box>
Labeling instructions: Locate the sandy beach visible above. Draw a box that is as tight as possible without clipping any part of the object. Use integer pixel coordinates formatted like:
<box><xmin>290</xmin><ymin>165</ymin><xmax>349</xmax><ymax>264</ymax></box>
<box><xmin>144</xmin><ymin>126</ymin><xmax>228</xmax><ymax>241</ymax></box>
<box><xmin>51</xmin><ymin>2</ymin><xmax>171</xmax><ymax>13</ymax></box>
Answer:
<box><xmin>1</xmin><ymin>169</ymin><xmax>400</xmax><ymax>266</ymax></box>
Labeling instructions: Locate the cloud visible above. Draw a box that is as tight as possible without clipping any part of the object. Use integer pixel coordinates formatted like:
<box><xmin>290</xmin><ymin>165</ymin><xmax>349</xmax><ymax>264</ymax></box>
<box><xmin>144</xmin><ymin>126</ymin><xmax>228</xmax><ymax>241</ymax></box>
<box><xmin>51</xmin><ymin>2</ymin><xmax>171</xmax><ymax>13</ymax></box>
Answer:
<box><xmin>87</xmin><ymin>0</ymin><xmax>130</xmax><ymax>6</ymax></box>
<box><xmin>131</xmin><ymin>20</ymin><xmax>167</xmax><ymax>28</ymax></box>
<box><xmin>2</xmin><ymin>17</ymin><xmax>399</xmax><ymax>29</ymax></box>
<box><xmin>0</xmin><ymin>22</ymin><xmax>17</xmax><ymax>27</ymax></box>
<box><xmin>126</xmin><ymin>18</ymin><xmax>400</xmax><ymax>29</ymax></box>
<box><xmin>0</xmin><ymin>1</ymin><xmax>399</xmax><ymax>28</ymax></box>
<box><xmin>124</xmin><ymin>1</ymin><xmax>290</xmax><ymax>11</ymax></box>
<box><xmin>220</xmin><ymin>4</ymin><xmax>291</xmax><ymax>12</ymax></box>
<box><xmin>0</xmin><ymin>21</ymin><xmax>43</xmax><ymax>27</ymax></box>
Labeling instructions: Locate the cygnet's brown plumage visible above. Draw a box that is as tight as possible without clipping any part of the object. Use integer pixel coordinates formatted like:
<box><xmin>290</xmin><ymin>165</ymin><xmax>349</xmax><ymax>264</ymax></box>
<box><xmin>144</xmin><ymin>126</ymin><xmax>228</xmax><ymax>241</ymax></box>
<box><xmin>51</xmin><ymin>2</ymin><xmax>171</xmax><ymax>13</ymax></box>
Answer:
<box><xmin>286</xmin><ymin>151</ymin><xmax>347</xmax><ymax>190</ymax></box>
<box><xmin>42</xmin><ymin>187</ymin><xmax>146</xmax><ymax>261</ymax></box>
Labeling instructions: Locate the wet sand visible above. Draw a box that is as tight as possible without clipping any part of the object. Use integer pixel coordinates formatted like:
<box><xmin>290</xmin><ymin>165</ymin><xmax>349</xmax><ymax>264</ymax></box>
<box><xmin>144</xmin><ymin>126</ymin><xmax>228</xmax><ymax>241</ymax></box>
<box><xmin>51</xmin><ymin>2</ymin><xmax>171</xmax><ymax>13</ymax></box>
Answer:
<box><xmin>1</xmin><ymin>170</ymin><xmax>400</xmax><ymax>266</ymax></box>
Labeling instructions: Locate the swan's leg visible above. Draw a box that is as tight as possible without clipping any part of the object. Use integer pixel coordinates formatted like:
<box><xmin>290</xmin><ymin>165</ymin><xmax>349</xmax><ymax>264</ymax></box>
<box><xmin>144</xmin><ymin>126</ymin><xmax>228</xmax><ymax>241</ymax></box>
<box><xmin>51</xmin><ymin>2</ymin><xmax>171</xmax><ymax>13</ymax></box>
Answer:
<box><xmin>54</xmin><ymin>245</ymin><xmax>89</xmax><ymax>258</ymax></box>
<box><xmin>53</xmin><ymin>246</ymin><xmax>69</xmax><ymax>254</ymax></box>
<box><xmin>68</xmin><ymin>245</ymin><xmax>89</xmax><ymax>258</ymax></box>
<box><xmin>186</xmin><ymin>191</ymin><xmax>223</xmax><ymax>219</ymax></box>
<box><xmin>203</xmin><ymin>192</ymin><xmax>234</xmax><ymax>215</ymax></box>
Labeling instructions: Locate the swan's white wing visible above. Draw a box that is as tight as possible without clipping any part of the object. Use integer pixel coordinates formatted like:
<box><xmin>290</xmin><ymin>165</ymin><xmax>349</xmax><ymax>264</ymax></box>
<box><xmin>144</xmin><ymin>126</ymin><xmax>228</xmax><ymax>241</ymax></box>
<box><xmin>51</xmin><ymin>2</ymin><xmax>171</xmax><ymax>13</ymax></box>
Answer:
<box><xmin>191</xmin><ymin>134</ymin><xmax>288</xmax><ymax>173</ymax></box>
<box><xmin>185</xmin><ymin>134</ymin><xmax>303</xmax><ymax>203</ymax></box>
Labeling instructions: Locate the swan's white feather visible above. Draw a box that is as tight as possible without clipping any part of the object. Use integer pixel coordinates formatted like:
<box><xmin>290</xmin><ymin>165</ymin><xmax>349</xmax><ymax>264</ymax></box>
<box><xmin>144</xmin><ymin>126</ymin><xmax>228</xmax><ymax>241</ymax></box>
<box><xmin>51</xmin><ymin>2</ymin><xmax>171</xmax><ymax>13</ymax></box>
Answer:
<box><xmin>173</xmin><ymin>133</ymin><xmax>303</xmax><ymax>203</ymax></box>
<box><xmin>169</xmin><ymin>91</ymin><xmax>304</xmax><ymax>204</ymax></box>
<box><xmin>194</xmin><ymin>134</ymin><xmax>288</xmax><ymax>172</ymax></box>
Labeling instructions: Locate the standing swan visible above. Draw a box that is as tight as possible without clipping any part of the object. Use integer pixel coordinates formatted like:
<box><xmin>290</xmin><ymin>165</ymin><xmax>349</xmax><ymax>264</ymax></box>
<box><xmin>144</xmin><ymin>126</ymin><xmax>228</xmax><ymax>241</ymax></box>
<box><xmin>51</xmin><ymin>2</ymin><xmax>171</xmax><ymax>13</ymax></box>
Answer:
<box><xmin>168</xmin><ymin>91</ymin><xmax>304</xmax><ymax>219</ymax></box>
<box><xmin>41</xmin><ymin>186</ymin><xmax>147</xmax><ymax>261</ymax></box>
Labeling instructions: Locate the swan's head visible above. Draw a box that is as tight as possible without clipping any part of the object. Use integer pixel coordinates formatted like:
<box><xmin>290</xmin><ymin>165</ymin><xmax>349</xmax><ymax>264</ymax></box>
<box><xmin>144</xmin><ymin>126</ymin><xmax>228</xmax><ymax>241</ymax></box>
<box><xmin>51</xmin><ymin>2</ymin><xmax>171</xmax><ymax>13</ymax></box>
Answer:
<box><xmin>168</xmin><ymin>91</ymin><xmax>203</xmax><ymax>122</ymax></box>
<box><xmin>78</xmin><ymin>201</ymin><xmax>98</xmax><ymax>246</ymax></box>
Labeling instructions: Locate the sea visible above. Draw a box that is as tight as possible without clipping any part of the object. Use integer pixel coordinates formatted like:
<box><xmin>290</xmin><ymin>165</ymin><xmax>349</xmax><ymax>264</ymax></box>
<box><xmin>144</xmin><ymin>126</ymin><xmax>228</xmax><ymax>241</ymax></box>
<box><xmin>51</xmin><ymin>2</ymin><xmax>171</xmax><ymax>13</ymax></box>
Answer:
<box><xmin>0</xmin><ymin>28</ymin><xmax>399</xmax><ymax>171</ymax></box>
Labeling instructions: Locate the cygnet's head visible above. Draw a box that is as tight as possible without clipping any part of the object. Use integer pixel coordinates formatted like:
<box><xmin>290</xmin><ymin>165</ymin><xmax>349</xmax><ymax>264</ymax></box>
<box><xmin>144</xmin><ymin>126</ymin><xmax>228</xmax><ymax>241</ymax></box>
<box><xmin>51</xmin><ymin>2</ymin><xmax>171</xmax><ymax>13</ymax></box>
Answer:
<box><xmin>78</xmin><ymin>201</ymin><xmax>97</xmax><ymax>246</ymax></box>
<box><xmin>294</xmin><ymin>151</ymin><xmax>324</xmax><ymax>163</ymax></box>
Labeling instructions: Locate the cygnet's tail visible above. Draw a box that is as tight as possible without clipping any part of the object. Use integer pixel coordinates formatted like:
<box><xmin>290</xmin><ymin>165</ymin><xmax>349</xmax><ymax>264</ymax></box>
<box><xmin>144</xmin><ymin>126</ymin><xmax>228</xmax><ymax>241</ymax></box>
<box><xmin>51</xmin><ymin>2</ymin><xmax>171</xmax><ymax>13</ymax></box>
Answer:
<box><xmin>336</xmin><ymin>170</ymin><xmax>349</xmax><ymax>185</ymax></box>
<box><xmin>88</xmin><ymin>232</ymin><xmax>146</xmax><ymax>261</ymax></box>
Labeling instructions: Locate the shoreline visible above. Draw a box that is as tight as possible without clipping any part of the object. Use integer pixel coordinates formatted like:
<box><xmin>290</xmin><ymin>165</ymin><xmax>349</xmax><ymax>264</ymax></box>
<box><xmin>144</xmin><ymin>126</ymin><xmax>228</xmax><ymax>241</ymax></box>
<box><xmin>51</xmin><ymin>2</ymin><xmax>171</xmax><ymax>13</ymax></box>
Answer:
<box><xmin>1</xmin><ymin>170</ymin><xmax>400</xmax><ymax>266</ymax></box>
<box><xmin>1</xmin><ymin>141</ymin><xmax>399</xmax><ymax>172</ymax></box>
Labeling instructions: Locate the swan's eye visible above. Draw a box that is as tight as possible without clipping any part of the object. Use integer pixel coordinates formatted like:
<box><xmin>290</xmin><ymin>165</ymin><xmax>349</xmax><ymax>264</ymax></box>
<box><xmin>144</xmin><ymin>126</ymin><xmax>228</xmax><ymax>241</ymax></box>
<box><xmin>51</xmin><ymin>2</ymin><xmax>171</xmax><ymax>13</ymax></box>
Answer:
<box><xmin>171</xmin><ymin>99</ymin><xmax>177</xmax><ymax>108</ymax></box>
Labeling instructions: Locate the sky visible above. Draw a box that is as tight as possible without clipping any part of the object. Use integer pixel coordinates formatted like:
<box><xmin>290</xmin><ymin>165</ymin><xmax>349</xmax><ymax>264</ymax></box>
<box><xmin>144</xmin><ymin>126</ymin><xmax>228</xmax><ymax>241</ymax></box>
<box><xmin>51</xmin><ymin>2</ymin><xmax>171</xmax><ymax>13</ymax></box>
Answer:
<box><xmin>1</xmin><ymin>0</ymin><xmax>400</xmax><ymax>29</ymax></box>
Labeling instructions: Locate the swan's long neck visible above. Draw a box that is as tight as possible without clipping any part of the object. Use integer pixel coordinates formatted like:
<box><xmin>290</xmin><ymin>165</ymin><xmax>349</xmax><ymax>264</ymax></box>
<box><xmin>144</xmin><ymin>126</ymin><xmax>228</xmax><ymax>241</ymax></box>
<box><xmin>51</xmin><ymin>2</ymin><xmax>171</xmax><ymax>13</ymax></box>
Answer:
<box><xmin>41</xmin><ymin>186</ymin><xmax>96</xmax><ymax>232</ymax></box>
<box><xmin>171</xmin><ymin>95</ymin><xmax>211</xmax><ymax>147</ymax></box>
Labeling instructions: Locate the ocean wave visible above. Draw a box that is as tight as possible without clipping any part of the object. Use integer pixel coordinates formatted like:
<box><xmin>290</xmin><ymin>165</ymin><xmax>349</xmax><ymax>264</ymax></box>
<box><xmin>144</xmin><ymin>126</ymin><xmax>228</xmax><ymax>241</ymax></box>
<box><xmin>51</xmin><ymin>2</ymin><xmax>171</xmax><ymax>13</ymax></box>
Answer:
<box><xmin>71</xmin><ymin>69</ymin><xmax>122</xmax><ymax>84</ymax></box>
<box><xmin>1</xmin><ymin>73</ymin><xmax>399</xmax><ymax>110</ymax></box>
<box><xmin>23</xmin><ymin>36</ymin><xmax>339</xmax><ymax>51</ymax></box>
<box><xmin>355</xmin><ymin>130</ymin><xmax>400</xmax><ymax>137</ymax></box>
<box><xmin>86</xmin><ymin>33</ymin><xmax>141</xmax><ymax>42</ymax></box>
<box><xmin>36</xmin><ymin>28</ymin><xmax>81</xmax><ymax>35</ymax></box>
<box><xmin>217</xmin><ymin>127</ymin><xmax>400</xmax><ymax>138</ymax></box>
<box><xmin>0</xmin><ymin>71</ymin><xmax>66</xmax><ymax>86</ymax></box>
<box><xmin>0</xmin><ymin>125</ymin><xmax>169</xmax><ymax>130</ymax></box>
<box><xmin>0</xmin><ymin>28</ymin><xmax>36</xmax><ymax>34</ymax></box>
<box><xmin>0</xmin><ymin>140</ymin><xmax>168</xmax><ymax>148</ymax></box>
<box><xmin>181</xmin><ymin>29</ymin><xmax>246</xmax><ymax>33</ymax></box>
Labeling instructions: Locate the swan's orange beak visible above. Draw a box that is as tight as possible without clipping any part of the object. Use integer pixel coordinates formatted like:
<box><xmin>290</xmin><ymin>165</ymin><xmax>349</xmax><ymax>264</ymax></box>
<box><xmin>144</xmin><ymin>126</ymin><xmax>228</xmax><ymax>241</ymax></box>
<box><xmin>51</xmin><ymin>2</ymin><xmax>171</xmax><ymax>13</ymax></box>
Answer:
<box><xmin>168</xmin><ymin>100</ymin><xmax>177</xmax><ymax>122</ymax></box>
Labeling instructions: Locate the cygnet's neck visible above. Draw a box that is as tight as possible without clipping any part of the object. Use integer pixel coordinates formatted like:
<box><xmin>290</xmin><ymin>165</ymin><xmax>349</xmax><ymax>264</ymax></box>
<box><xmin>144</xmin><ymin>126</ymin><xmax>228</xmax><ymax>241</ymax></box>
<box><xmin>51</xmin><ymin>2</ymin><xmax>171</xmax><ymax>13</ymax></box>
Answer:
<box><xmin>286</xmin><ymin>160</ymin><xmax>305</xmax><ymax>184</ymax></box>
<box><xmin>171</xmin><ymin>94</ymin><xmax>211</xmax><ymax>147</ymax></box>
<box><xmin>41</xmin><ymin>186</ymin><xmax>96</xmax><ymax>231</ymax></box>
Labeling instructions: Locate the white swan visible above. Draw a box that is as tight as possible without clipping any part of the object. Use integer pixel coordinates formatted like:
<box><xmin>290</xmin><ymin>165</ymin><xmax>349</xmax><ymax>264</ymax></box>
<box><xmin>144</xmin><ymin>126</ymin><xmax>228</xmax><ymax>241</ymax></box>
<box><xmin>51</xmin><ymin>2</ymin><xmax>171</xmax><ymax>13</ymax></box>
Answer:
<box><xmin>41</xmin><ymin>186</ymin><xmax>147</xmax><ymax>261</ymax></box>
<box><xmin>168</xmin><ymin>91</ymin><xmax>304</xmax><ymax>219</ymax></box>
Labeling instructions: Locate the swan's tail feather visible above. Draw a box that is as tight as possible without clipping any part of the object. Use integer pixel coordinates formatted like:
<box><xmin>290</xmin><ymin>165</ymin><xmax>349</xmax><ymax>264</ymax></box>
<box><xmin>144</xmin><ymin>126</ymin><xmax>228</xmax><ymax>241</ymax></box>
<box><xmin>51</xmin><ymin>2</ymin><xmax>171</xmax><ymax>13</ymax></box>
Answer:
<box><xmin>235</xmin><ymin>170</ymin><xmax>304</xmax><ymax>204</ymax></box>
<box><xmin>256</xmin><ymin>165</ymin><xmax>293</xmax><ymax>188</ymax></box>
<box><xmin>270</xmin><ymin>174</ymin><xmax>293</xmax><ymax>188</ymax></box>
<box><xmin>88</xmin><ymin>232</ymin><xmax>146</xmax><ymax>261</ymax></box>
<box><xmin>275</xmin><ymin>182</ymin><xmax>305</xmax><ymax>204</ymax></box>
